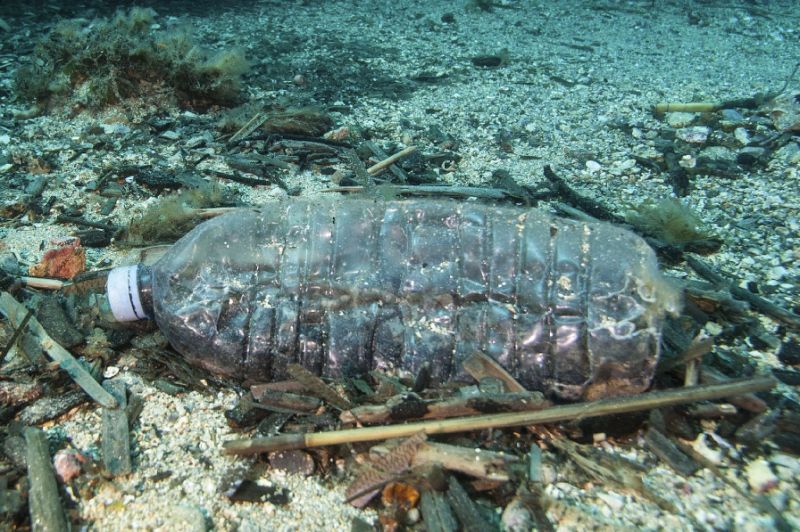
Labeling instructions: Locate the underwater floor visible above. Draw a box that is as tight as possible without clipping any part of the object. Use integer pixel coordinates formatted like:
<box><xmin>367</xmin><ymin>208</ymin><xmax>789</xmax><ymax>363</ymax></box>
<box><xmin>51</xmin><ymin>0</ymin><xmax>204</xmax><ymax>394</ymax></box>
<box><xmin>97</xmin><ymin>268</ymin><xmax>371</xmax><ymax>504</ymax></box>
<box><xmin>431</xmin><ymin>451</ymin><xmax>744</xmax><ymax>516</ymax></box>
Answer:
<box><xmin>0</xmin><ymin>0</ymin><xmax>798</xmax><ymax>530</ymax></box>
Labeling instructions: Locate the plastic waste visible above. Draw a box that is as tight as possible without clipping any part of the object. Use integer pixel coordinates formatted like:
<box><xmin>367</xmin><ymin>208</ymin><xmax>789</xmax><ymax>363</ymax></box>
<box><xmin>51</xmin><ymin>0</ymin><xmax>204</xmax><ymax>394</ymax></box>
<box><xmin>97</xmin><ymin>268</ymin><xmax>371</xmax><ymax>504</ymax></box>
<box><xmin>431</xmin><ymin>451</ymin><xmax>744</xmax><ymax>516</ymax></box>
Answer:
<box><xmin>105</xmin><ymin>198</ymin><xmax>680</xmax><ymax>400</ymax></box>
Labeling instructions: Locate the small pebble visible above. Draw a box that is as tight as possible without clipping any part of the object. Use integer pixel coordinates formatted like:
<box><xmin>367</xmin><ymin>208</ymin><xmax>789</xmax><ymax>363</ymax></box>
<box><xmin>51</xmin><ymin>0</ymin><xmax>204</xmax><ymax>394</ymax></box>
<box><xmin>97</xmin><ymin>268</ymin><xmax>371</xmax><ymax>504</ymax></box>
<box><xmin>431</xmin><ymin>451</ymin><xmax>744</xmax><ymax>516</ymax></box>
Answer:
<box><xmin>745</xmin><ymin>459</ymin><xmax>778</xmax><ymax>493</ymax></box>
<box><xmin>676</xmin><ymin>126</ymin><xmax>710</xmax><ymax>144</ymax></box>
<box><xmin>585</xmin><ymin>160</ymin><xmax>601</xmax><ymax>173</ymax></box>
<box><xmin>666</xmin><ymin>112</ymin><xmax>696</xmax><ymax>128</ymax></box>
<box><xmin>54</xmin><ymin>449</ymin><xmax>86</xmax><ymax>483</ymax></box>
<box><xmin>734</xmin><ymin>127</ymin><xmax>750</xmax><ymax>145</ymax></box>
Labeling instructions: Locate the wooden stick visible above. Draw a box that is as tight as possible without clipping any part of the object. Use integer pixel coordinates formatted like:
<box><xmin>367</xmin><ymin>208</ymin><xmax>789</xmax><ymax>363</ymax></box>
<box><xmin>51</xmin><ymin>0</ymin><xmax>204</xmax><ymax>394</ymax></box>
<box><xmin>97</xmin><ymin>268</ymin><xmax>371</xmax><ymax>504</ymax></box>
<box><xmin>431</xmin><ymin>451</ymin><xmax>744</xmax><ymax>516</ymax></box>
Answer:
<box><xmin>366</xmin><ymin>146</ymin><xmax>417</xmax><ymax>175</ymax></box>
<box><xmin>340</xmin><ymin>391</ymin><xmax>548</xmax><ymax>425</ymax></box>
<box><xmin>413</xmin><ymin>442</ymin><xmax>517</xmax><ymax>481</ymax></box>
<box><xmin>101</xmin><ymin>380</ymin><xmax>131</xmax><ymax>476</ymax></box>
<box><xmin>1</xmin><ymin>307</ymin><xmax>34</xmax><ymax>361</ymax></box>
<box><xmin>687</xmin><ymin>254</ymin><xmax>800</xmax><ymax>329</ymax></box>
<box><xmin>364</xmin><ymin>141</ymin><xmax>408</xmax><ymax>183</ymax></box>
<box><xmin>700</xmin><ymin>366</ymin><xmax>767</xmax><ymax>413</ymax></box>
<box><xmin>643</xmin><ymin>427</ymin><xmax>698</xmax><ymax>476</ymax></box>
<box><xmin>223</xmin><ymin>376</ymin><xmax>776</xmax><ymax>455</ymax></box>
<box><xmin>321</xmin><ymin>184</ymin><xmax>509</xmax><ymax>201</ymax></box>
<box><xmin>447</xmin><ymin>475</ymin><xmax>494</xmax><ymax>532</ymax></box>
<box><xmin>227</xmin><ymin>111</ymin><xmax>268</xmax><ymax>146</ymax></box>
<box><xmin>0</xmin><ymin>292</ymin><xmax>117</xmax><ymax>409</ymax></box>
<box><xmin>25</xmin><ymin>427</ymin><xmax>69</xmax><ymax>532</ymax></box>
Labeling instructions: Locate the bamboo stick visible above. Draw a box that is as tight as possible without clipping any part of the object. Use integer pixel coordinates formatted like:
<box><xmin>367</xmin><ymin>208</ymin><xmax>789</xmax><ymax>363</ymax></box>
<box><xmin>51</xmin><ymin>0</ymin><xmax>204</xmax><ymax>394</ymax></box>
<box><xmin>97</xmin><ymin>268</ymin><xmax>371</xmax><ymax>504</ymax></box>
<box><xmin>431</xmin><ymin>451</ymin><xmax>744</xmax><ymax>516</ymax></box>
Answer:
<box><xmin>653</xmin><ymin>102</ymin><xmax>719</xmax><ymax>113</ymax></box>
<box><xmin>223</xmin><ymin>376</ymin><xmax>776</xmax><ymax>455</ymax></box>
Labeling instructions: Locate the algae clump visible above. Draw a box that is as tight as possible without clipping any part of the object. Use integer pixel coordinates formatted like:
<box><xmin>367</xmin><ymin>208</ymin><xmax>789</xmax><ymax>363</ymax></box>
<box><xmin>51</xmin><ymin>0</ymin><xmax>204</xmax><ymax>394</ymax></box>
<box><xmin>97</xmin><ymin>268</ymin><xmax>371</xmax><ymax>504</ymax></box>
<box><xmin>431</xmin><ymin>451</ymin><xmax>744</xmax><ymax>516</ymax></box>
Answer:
<box><xmin>125</xmin><ymin>185</ymin><xmax>232</xmax><ymax>246</ymax></box>
<box><xmin>625</xmin><ymin>198</ymin><xmax>714</xmax><ymax>247</ymax></box>
<box><xmin>14</xmin><ymin>7</ymin><xmax>249</xmax><ymax>112</ymax></box>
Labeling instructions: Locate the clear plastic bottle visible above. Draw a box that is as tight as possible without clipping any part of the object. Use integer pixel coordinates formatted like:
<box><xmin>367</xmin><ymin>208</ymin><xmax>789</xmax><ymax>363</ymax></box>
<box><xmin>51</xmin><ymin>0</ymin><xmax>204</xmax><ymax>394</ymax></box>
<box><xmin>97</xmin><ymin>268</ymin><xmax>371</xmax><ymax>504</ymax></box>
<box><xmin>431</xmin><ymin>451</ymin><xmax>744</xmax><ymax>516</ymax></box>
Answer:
<box><xmin>105</xmin><ymin>198</ymin><xmax>680</xmax><ymax>399</ymax></box>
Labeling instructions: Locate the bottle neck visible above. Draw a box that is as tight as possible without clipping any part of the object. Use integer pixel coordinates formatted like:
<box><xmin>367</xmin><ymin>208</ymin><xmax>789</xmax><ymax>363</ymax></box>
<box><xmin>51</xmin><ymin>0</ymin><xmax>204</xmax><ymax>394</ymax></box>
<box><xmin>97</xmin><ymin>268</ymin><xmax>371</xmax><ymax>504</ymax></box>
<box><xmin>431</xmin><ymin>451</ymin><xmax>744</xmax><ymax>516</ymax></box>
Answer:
<box><xmin>105</xmin><ymin>264</ymin><xmax>153</xmax><ymax>321</ymax></box>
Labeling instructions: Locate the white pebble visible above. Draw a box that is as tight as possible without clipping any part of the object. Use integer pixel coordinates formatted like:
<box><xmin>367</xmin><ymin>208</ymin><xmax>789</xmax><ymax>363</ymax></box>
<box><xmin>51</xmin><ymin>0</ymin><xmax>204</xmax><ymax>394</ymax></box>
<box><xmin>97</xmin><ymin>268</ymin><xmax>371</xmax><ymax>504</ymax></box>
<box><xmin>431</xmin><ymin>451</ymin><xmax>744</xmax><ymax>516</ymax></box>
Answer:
<box><xmin>767</xmin><ymin>266</ymin><xmax>787</xmax><ymax>280</ymax></box>
<box><xmin>746</xmin><ymin>459</ymin><xmax>778</xmax><ymax>493</ymax></box>
<box><xmin>676</xmin><ymin>126</ymin><xmax>711</xmax><ymax>144</ymax></box>
<box><xmin>734</xmin><ymin>127</ymin><xmax>750</xmax><ymax>145</ymax></box>
<box><xmin>666</xmin><ymin>112</ymin><xmax>696</xmax><ymax>128</ymax></box>
<box><xmin>586</xmin><ymin>160</ymin><xmax>601</xmax><ymax>173</ymax></box>
<box><xmin>597</xmin><ymin>492</ymin><xmax>625</xmax><ymax>512</ymax></box>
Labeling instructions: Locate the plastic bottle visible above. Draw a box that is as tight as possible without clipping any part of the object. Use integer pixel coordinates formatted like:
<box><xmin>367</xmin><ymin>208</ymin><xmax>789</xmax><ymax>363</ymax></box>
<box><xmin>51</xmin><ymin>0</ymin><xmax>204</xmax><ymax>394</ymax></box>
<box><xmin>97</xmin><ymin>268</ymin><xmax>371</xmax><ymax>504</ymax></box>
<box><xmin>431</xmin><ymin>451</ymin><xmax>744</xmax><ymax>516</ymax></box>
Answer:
<box><xmin>105</xmin><ymin>198</ymin><xmax>680</xmax><ymax>400</ymax></box>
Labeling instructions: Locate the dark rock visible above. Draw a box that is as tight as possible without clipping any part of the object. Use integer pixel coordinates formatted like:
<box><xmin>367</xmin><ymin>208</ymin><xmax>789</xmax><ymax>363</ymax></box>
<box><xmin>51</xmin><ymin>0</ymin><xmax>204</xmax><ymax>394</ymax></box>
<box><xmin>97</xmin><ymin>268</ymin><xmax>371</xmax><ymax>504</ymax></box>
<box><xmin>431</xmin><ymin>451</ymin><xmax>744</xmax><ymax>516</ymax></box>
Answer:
<box><xmin>268</xmin><ymin>450</ymin><xmax>315</xmax><ymax>476</ymax></box>
<box><xmin>225</xmin><ymin>479</ymin><xmax>290</xmax><ymax>504</ymax></box>
<box><xmin>472</xmin><ymin>55</ymin><xmax>503</xmax><ymax>68</ymax></box>
<box><xmin>720</xmin><ymin>109</ymin><xmax>744</xmax><ymax>121</ymax></box>
<box><xmin>778</xmin><ymin>340</ymin><xmax>800</xmax><ymax>365</ymax></box>
<box><xmin>736</xmin><ymin>146</ymin><xmax>766</xmax><ymax>166</ymax></box>
<box><xmin>224</xmin><ymin>394</ymin><xmax>269</xmax><ymax>429</ymax></box>
<box><xmin>33</xmin><ymin>296</ymin><xmax>84</xmax><ymax>348</ymax></box>
<box><xmin>772</xmin><ymin>368</ymin><xmax>800</xmax><ymax>386</ymax></box>
<box><xmin>74</xmin><ymin>229</ymin><xmax>111</xmax><ymax>248</ymax></box>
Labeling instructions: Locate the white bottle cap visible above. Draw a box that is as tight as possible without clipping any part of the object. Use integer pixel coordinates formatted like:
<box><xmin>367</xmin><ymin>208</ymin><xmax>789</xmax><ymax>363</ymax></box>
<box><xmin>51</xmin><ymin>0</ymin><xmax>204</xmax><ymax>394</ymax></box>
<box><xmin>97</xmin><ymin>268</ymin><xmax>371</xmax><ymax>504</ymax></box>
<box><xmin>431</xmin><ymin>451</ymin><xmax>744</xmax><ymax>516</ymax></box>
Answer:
<box><xmin>106</xmin><ymin>265</ymin><xmax>147</xmax><ymax>321</ymax></box>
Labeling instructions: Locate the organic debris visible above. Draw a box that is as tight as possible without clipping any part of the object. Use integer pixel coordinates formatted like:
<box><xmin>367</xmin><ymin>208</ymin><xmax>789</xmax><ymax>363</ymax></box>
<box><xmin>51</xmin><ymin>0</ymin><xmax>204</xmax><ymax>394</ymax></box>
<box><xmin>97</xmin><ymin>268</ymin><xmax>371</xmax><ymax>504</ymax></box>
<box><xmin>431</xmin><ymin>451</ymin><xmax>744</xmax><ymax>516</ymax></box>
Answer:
<box><xmin>625</xmin><ymin>198</ymin><xmax>715</xmax><ymax>247</ymax></box>
<box><xmin>124</xmin><ymin>185</ymin><xmax>232</xmax><ymax>246</ymax></box>
<box><xmin>28</xmin><ymin>238</ymin><xmax>85</xmax><ymax>280</ymax></box>
<box><xmin>15</xmin><ymin>8</ymin><xmax>249</xmax><ymax>112</ymax></box>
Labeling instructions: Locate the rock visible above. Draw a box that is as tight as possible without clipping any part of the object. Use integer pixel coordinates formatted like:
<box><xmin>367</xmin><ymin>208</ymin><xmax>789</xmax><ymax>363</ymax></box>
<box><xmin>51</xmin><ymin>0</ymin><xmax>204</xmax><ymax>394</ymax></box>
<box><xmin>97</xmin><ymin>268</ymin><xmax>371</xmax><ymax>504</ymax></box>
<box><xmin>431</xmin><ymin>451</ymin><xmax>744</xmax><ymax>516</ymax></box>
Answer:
<box><xmin>596</xmin><ymin>492</ymin><xmax>625</xmax><ymax>512</ymax></box>
<box><xmin>778</xmin><ymin>340</ymin><xmax>800</xmax><ymax>366</ymax></box>
<box><xmin>765</xmin><ymin>92</ymin><xmax>800</xmax><ymax>131</ymax></box>
<box><xmin>268</xmin><ymin>450</ymin><xmax>315</xmax><ymax>476</ymax></box>
<box><xmin>676</xmin><ymin>126</ymin><xmax>710</xmax><ymax>144</ymax></box>
<box><xmin>698</xmin><ymin>146</ymin><xmax>735</xmax><ymax>162</ymax></box>
<box><xmin>161</xmin><ymin>504</ymin><xmax>208</xmax><ymax>532</ymax></box>
<box><xmin>734</xmin><ymin>127</ymin><xmax>750</xmax><ymax>145</ymax></box>
<box><xmin>745</xmin><ymin>458</ymin><xmax>778</xmax><ymax>493</ymax></box>
<box><xmin>691</xmin><ymin>433</ymin><xmax>722</xmax><ymax>465</ymax></box>
<box><xmin>770</xmin><ymin>453</ymin><xmax>800</xmax><ymax>481</ymax></box>
<box><xmin>774</xmin><ymin>142</ymin><xmax>800</xmax><ymax>164</ymax></box>
<box><xmin>585</xmin><ymin>160</ymin><xmax>601</xmax><ymax>173</ymax></box>
<box><xmin>0</xmin><ymin>252</ymin><xmax>21</xmax><ymax>276</ymax></box>
<box><xmin>737</xmin><ymin>146</ymin><xmax>766</xmax><ymax>166</ymax></box>
<box><xmin>666</xmin><ymin>112</ymin><xmax>696</xmax><ymax>128</ymax></box>
<box><xmin>720</xmin><ymin>109</ymin><xmax>744</xmax><ymax>121</ymax></box>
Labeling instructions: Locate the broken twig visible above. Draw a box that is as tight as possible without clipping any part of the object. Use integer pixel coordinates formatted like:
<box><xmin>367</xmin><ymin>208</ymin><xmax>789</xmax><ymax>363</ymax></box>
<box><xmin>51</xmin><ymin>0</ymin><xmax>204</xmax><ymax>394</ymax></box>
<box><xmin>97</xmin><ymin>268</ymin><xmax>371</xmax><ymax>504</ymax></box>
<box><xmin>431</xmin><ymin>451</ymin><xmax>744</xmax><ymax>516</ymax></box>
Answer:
<box><xmin>687</xmin><ymin>254</ymin><xmax>800</xmax><ymax>329</ymax></box>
